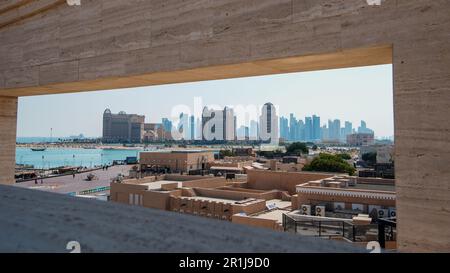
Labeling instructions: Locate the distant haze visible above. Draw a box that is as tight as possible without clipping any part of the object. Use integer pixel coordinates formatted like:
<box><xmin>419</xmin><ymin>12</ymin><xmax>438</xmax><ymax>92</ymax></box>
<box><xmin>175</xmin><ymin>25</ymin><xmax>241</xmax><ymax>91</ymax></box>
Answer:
<box><xmin>17</xmin><ymin>64</ymin><xmax>394</xmax><ymax>139</ymax></box>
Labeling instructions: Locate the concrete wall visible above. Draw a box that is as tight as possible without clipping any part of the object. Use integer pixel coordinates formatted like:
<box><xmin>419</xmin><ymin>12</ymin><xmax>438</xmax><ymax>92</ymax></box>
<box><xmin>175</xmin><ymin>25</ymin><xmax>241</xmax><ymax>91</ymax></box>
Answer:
<box><xmin>247</xmin><ymin>170</ymin><xmax>333</xmax><ymax>194</ymax></box>
<box><xmin>110</xmin><ymin>181</ymin><xmax>182</xmax><ymax>210</ymax></box>
<box><xmin>232</xmin><ymin>214</ymin><xmax>283</xmax><ymax>231</ymax></box>
<box><xmin>232</xmin><ymin>200</ymin><xmax>267</xmax><ymax>216</ymax></box>
<box><xmin>182</xmin><ymin>177</ymin><xmax>229</xmax><ymax>188</ymax></box>
<box><xmin>170</xmin><ymin>196</ymin><xmax>234</xmax><ymax>220</ymax></box>
<box><xmin>356</xmin><ymin>177</ymin><xmax>395</xmax><ymax>185</ymax></box>
<box><xmin>143</xmin><ymin>190</ymin><xmax>179</xmax><ymax>210</ymax></box>
<box><xmin>194</xmin><ymin>187</ymin><xmax>280</xmax><ymax>201</ymax></box>
<box><xmin>140</xmin><ymin>151</ymin><xmax>214</xmax><ymax>172</ymax></box>
<box><xmin>110</xmin><ymin>182</ymin><xmax>147</xmax><ymax>199</ymax></box>
<box><xmin>0</xmin><ymin>97</ymin><xmax>17</xmax><ymax>185</ymax></box>
<box><xmin>0</xmin><ymin>0</ymin><xmax>449</xmax><ymax>251</ymax></box>
<box><xmin>296</xmin><ymin>192</ymin><xmax>396</xmax><ymax>210</ymax></box>
<box><xmin>170</xmin><ymin>195</ymin><xmax>266</xmax><ymax>220</ymax></box>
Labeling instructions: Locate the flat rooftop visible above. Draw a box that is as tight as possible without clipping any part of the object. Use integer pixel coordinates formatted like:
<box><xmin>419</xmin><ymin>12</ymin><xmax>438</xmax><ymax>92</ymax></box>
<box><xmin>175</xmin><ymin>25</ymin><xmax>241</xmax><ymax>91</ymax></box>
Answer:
<box><xmin>300</xmin><ymin>176</ymin><xmax>395</xmax><ymax>193</ymax></box>
<box><xmin>350</xmin><ymin>183</ymin><xmax>395</xmax><ymax>192</ymax></box>
<box><xmin>142</xmin><ymin>180</ymin><xmax>183</xmax><ymax>190</ymax></box>
<box><xmin>183</xmin><ymin>196</ymin><xmax>237</xmax><ymax>204</ymax></box>
<box><xmin>254</xmin><ymin>209</ymin><xmax>285</xmax><ymax>223</ymax></box>
<box><xmin>266</xmin><ymin>199</ymin><xmax>291</xmax><ymax>210</ymax></box>
<box><xmin>210</xmin><ymin>166</ymin><xmax>243</xmax><ymax>171</ymax></box>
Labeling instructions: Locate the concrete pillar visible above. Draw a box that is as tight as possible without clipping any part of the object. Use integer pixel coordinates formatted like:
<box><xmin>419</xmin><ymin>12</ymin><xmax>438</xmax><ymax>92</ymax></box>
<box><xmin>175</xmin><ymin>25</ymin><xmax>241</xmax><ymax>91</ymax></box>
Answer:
<box><xmin>0</xmin><ymin>96</ymin><xmax>17</xmax><ymax>184</ymax></box>
<box><xmin>269</xmin><ymin>160</ymin><xmax>278</xmax><ymax>171</ymax></box>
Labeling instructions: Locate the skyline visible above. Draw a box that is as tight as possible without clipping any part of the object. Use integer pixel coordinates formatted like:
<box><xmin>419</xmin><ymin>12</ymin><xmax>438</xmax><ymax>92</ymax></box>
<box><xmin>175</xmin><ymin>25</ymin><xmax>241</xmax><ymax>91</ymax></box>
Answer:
<box><xmin>101</xmin><ymin>105</ymin><xmax>380</xmax><ymax>144</ymax></box>
<box><xmin>17</xmin><ymin>64</ymin><xmax>394</xmax><ymax>138</ymax></box>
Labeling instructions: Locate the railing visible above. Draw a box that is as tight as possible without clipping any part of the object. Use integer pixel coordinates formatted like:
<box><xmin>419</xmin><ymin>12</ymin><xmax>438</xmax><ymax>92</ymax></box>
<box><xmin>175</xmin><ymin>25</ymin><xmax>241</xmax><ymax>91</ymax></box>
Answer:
<box><xmin>282</xmin><ymin>213</ymin><xmax>380</xmax><ymax>243</ymax></box>
<box><xmin>68</xmin><ymin>186</ymin><xmax>111</xmax><ymax>196</ymax></box>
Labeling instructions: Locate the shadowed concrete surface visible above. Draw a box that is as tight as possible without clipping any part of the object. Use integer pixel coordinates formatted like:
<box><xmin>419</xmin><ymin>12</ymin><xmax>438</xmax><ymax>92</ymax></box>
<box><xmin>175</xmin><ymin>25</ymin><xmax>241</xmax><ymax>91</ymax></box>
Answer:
<box><xmin>0</xmin><ymin>185</ymin><xmax>365</xmax><ymax>253</ymax></box>
<box><xmin>1</xmin><ymin>0</ymin><xmax>450</xmax><ymax>252</ymax></box>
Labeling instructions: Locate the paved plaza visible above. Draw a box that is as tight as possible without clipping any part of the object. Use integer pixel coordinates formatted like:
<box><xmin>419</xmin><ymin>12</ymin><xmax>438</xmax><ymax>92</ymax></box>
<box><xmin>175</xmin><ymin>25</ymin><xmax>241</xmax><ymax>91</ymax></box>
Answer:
<box><xmin>14</xmin><ymin>165</ymin><xmax>133</xmax><ymax>194</ymax></box>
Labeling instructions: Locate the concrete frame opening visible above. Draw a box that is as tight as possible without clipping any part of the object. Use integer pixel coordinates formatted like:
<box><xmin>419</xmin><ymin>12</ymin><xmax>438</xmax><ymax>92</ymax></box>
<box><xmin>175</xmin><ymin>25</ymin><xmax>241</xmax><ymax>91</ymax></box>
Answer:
<box><xmin>2</xmin><ymin>44</ymin><xmax>393</xmax><ymax>183</ymax></box>
<box><xmin>1</xmin><ymin>0</ymin><xmax>450</xmax><ymax>254</ymax></box>
<box><xmin>1</xmin><ymin>45</ymin><xmax>393</xmax><ymax>97</ymax></box>
<box><xmin>5</xmin><ymin>45</ymin><xmax>395</xmax><ymax>238</ymax></box>
<box><xmin>13</xmin><ymin>51</ymin><xmax>396</xmax><ymax>252</ymax></box>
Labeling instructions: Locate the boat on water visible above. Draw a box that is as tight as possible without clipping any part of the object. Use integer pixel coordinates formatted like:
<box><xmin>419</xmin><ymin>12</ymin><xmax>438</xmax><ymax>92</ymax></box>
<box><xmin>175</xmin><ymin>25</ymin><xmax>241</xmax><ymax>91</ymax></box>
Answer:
<box><xmin>30</xmin><ymin>129</ymin><xmax>51</xmax><ymax>152</ymax></box>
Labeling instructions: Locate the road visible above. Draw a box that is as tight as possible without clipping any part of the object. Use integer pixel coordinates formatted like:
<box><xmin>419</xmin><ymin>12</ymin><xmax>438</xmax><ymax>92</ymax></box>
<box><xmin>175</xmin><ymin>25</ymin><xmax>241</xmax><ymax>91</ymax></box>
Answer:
<box><xmin>14</xmin><ymin>165</ymin><xmax>132</xmax><ymax>194</ymax></box>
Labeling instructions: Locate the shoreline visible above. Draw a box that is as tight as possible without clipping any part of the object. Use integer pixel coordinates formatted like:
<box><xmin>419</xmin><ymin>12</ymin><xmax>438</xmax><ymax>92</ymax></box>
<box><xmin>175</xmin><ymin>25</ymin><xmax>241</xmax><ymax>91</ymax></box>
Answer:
<box><xmin>16</xmin><ymin>143</ymin><xmax>144</xmax><ymax>150</ymax></box>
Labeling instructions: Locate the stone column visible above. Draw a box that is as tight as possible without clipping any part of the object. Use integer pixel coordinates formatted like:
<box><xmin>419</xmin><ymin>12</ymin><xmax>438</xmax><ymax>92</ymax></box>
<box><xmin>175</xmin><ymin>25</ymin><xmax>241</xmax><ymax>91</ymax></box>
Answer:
<box><xmin>0</xmin><ymin>96</ymin><xmax>17</xmax><ymax>184</ymax></box>
<box><xmin>394</xmin><ymin>36</ymin><xmax>450</xmax><ymax>252</ymax></box>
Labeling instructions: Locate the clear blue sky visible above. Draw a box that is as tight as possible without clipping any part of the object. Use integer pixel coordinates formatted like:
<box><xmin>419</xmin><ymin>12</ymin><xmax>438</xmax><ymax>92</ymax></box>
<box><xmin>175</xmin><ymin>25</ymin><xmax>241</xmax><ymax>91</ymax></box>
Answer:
<box><xmin>17</xmin><ymin>64</ymin><xmax>394</xmax><ymax>138</ymax></box>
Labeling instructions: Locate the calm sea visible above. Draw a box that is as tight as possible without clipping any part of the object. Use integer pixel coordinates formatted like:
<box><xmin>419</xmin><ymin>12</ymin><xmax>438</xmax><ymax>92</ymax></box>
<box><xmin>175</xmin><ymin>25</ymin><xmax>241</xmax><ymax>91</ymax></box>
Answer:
<box><xmin>17</xmin><ymin>137</ymin><xmax>73</xmax><ymax>143</ymax></box>
<box><xmin>16</xmin><ymin>147</ymin><xmax>140</xmax><ymax>169</ymax></box>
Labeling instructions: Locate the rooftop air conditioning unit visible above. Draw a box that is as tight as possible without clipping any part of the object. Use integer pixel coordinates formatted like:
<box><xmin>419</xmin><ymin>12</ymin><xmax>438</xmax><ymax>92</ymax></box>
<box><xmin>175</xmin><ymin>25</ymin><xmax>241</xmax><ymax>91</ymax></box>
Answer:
<box><xmin>301</xmin><ymin>205</ymin><xmax>311</xmax><ymax>215</ymax></box>
<box><xmin>388</xmin><ymin>208</ymin><xmax>396</xmax><ymax>218</ymax></box>
<box><xmin>377</xmin><ymin>209</ymin><xmax>388</xmax><ymax>219</ymax></box>
<box><xmin>315</xmin><ymin>205</ymin><xmax>326</xmax><ymax>217</ymax></box>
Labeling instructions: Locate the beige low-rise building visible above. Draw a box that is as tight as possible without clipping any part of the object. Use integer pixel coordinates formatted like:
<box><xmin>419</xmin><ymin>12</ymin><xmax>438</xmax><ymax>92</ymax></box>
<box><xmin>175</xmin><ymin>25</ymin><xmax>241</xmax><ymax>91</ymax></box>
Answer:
<box><xmin>208</xmin><ymin>158</ymin><xmax>254</xmax><ymax>175</ymax></box>
<box><xmin>110</xmin><ymin>169</ymin><xmax>397</xmax><ymax>248</ymax></box>
<box><xmin>294</xmin><ymin>175</ymin><xmax>396</xmax><ymax>219</ymax></box>
<box><xmin>110</xmin><ymin>174</ymin><xmax>271</xmax><ymax>221</ymax></box>
<box><xmin>139</xmin><ymin>150</ymin><xmax>214</xmax><ymax>173</ymax></box>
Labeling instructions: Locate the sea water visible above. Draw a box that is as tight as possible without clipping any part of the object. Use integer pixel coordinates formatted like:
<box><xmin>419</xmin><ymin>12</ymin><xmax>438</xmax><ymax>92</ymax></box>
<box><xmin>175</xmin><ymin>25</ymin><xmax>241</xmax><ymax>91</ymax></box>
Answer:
<box><xmin>16</xmin><ymin>147</ymin><xmax>140</xmax><ymax>169</ymax></box>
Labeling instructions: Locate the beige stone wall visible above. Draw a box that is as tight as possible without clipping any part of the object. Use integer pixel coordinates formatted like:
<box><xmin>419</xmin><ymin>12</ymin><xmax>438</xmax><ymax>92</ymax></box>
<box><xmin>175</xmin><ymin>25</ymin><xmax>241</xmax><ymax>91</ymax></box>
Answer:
<box><xmin>170</xmin><ymin>196</ymin><xmax>234</xmax><ymax>220</ymax></box>
<box><xmin>231</xmin><ymin>200</ymin><xmax>267</xmax><ymax>215</ymax></box>
<box><xmin>140</xmin><ymin>151</ymin><xmax>214</xmax><ymax>172</ymax></box>
<box><xmin>142</xmin><ymin>190</ymin><xmax>178</xmax><ymax>210</ymax></box>
<box><xmin>232</xmin><ymin>214</ymin><xmax>283</xmax><ymax>231</ymax></box>
<box><xmin>247</xmin><ymin>170</ymin><xmax>333</xmax><ymax>194</ymax></box>
<box><xmin>275</xmin><ymin>163</ymin><xmax>305</xmax><ymax>172</ymax></box>
<box><xmin>182</xmin><ymin>177</ymin><xmax>228</xmax><ymax>188</ymax></box>
<box><xmin>291</xmin><ymin>194</ymin><xmax>299</xmax><ymax>212</ymax></box>
<box><xmin>193</xmin><ymin>187</ymin><xmax>279</xmax><ymax>201</ymax></box>
<box><xmin>169</xmin><ymin>196</ymin><xmax>266</xmax><ymax>220</ymax></box>
<box><xmin>0</xmin><ymin>97</ymin><xmax>18</xmax><ymax>184</ymax></box>
<box><xmin>356</xmin><ymin>177</ymin><xmax>395</xmax><ymax>185</ymax></box>
<box><xmin>296</xmin><ymin>192</ymin><xmax>395</xmax><ymax>211</ymax></box>
<box><xmin>219</xmin><ymin>186</ymin><xmax>283</xmax><ymax>201</ymax></box>
<box><xmin>110</xmin><ymin>182</ymin><xmax>146</xmax><ymax>204</ymax></box>
<box><xmin>0</xmin><ymin>0</ymin><xmax>449</xmax><ymax>251</ymax></box>
<box><xmin>110</xmin><ymin>181</ymin><xmax>182</xmax><ymax>210</ymax></box>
